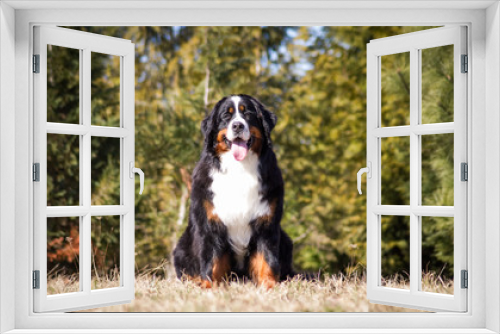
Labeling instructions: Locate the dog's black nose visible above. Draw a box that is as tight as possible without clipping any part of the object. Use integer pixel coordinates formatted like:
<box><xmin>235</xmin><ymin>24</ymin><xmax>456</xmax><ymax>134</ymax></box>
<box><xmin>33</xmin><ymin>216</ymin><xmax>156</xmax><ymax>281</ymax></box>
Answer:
<box><xmin>232</xmin><ymin>121</ymin><xmax>244</xmax><ymax>133</ymax></box>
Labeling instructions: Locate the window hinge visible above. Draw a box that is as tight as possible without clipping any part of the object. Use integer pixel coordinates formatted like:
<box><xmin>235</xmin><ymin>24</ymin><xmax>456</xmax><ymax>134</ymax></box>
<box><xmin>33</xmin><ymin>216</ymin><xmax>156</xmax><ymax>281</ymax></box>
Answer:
<box><xmin>33</xmin><ymin>54</ymin><xmax>40</xmax><ymax>73</ymax></box>
<box><xmin>461</xmin><ymin>54</ymin><xmax>468</xmax><ymax>73</ymax></box>
<box><xmin>33</xmin><ymin>163</ymin><xmax>40</xmax><ymax>182</ymax></box>
<box><xmin>33</xmin><ymin>270</ymin><xmax>40</xmax><ymax>289</ymax></box>
<box><xmin>461</xmin><ymin>162</ymin><xmax>468</xmax><ymax>181</ymax></box>
<box><xmin>461</xmin><ymin>270</ymin><xmax>468</xmax><ymax>289</ymax></box>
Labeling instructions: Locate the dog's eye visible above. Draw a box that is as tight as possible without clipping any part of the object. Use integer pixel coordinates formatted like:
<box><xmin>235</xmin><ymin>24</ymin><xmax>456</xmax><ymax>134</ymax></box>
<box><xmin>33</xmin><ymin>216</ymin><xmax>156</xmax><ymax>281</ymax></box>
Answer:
<box><xmin>239</xmin><ymin>105</ymin><xmax>245</xmax><ymax>112</ymax></box>
<box><xmin>221</xmin><ymin>113</ymin><xmax>231</xmax><ymax>122</ymax></box>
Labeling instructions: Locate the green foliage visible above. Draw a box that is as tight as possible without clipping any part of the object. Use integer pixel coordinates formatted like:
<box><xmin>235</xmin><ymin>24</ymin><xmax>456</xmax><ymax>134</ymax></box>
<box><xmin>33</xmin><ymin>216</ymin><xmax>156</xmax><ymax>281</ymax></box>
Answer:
<box><xmin>47</xmin><ymin>26</ymin><xmax>454</xmax><ymax>280</ymax></box>
<box><xmin>91</xmin><ymin>216</ymin><xmax>121</xmax><ymax>281</ymax></box>
<box><xmin>381</xmin><ymin>216</ymin><xmax>410</xmax><ymax>279</ymax></box>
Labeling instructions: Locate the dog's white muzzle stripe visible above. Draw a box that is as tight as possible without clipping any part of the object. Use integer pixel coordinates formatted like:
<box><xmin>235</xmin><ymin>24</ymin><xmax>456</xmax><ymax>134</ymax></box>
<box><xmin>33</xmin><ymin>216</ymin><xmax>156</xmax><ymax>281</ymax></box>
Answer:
<box><xmin>227</xmin><ymin>96</ymin><xmax>250</xmax><ymax>141</ymax></box>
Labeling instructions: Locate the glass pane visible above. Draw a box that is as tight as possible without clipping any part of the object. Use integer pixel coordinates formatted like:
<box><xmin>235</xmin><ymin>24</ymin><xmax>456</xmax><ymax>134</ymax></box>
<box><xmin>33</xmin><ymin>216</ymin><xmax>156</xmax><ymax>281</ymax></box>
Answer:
<box><xmin>381</xmin><ymin>215</ymin><xmax>410</xmax><ymax>290</ymax></box>
<box><xmin>91</xmin><ymin>137</ymin><xmax>120</xmax><ymax>205</ymax></box>
<box><xmin>421</xmin><ymin>133</ymin><xmax>454</xmax><ymax>206</ymax></box>
<box><xmin>421</xmin><ymin>217</ymin><xmax>454</xmax><ymax>294</ymax></box>
<box><xmin>381</xmin><ymin>136</ymin><xmax>410</xmax><ymax>205</ymax></box>
<box><xmin>381</xmin><ymin>52</ymin><xmax>410</xmax><ymax>127</ymax></box>
<box><xmin>47</xmin><ymin>217</ymin><xmax>80</xmax><ymax>295</ymax></box>
<box><xmin>421</xmin><ymin>45</ymin><xmax>454</xmax><ymax>124</ymax></box>
<box><xmin>91</xmin><ymin>216</ymin><xmax>120</xmax><ymax>289</ymax></box>
<box><xmin>91</xmin><ymin>52</ymin><xmax>120</xmax><ymax>127</ymax></box>
<box><xmin>47</xmin><ymin>134</ymin><xmax>79</xmax><ymax>206</ymax></box>
<box><xmin>47</xmin><ymin>45</ymin><xmax>80</xmax><ymax>124</ymax></box>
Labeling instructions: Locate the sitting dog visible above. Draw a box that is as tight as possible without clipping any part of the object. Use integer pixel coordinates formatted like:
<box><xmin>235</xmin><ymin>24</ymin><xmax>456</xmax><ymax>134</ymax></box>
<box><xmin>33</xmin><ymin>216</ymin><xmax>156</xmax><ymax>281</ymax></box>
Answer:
<box><xmin>173</xmin><ymin>94</ymin><xmax>294</xmax><ymax>289</ymax></box>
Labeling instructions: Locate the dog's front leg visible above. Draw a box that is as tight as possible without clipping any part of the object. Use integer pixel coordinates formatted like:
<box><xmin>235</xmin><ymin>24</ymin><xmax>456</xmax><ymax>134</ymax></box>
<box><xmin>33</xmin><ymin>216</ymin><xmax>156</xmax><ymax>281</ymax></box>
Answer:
<box><xmin>198</xmin><ymin>238</ymin><xmax>215</xmax><ymax>288</ymax></box>
<box><xmin>249</xmin><ymin>224</ymin><xmax>280</xmax><ymax>289</ymax></box>
<box><xmin>198</xmin><ymin>223</ymin><xmax>230</xmax><ymax>288</ymax></box>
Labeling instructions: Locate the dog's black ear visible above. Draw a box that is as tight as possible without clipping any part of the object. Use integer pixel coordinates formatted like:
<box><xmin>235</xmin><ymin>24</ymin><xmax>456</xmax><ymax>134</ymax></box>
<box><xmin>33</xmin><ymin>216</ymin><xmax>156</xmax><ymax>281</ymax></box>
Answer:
<box><xmin>201</xmin><ymin>97</ymin><xmax>227</xmax><ymax>149</ymax></box>
<box><xmin>250</xmin><ymin>97</ymin><xmax>277</xmax><ymax>146</ymax></box>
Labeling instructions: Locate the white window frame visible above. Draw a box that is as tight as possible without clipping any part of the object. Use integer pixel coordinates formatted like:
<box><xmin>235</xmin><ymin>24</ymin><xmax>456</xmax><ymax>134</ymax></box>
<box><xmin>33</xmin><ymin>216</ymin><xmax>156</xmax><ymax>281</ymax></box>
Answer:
<box><xmin>0</xmin><ymin>1</ymin><xmax>499</xmax><ymax>333</ymax></box>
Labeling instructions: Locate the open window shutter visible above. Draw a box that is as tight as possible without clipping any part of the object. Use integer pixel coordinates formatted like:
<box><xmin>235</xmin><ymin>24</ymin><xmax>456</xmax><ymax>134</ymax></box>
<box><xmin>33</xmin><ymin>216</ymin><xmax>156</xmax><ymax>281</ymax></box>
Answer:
<box><xmin>33</xmin><ymin>26</ymin><xmax>137</xmax><ymax>312</ymax></box>
<box><xmin>365</xmin><ymin>26</ymin><xmax>467</xmax><ymax>312</ymax></box>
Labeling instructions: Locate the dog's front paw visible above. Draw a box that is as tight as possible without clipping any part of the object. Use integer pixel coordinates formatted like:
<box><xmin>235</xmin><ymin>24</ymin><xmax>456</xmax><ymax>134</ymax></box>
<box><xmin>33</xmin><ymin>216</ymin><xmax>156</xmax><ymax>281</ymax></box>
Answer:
<box><xmin>200</xmin><ymin>279</ymin><xmax>213</xmax><ymax>289</ymax></box>
<box><xmin>260</xmin><ymin>278</ymin><xmax>276</xmax><ymax>290</ymax></box>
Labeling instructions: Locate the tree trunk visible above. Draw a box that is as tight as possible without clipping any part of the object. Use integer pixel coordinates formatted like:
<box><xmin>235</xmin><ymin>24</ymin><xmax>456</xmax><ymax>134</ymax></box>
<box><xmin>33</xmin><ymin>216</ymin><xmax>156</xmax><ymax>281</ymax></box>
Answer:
<box><xmin>171</xmin><ymin>168</ymin><xmax>192</xmax><ymax>254</ymax></box>
<box><xmin>204</xmin><ymin>64</ymin><xmax>210</xmax><ymax>115</ymax></box>
<box><xmin>204</xmin><ymin>28</ymin><xmax>210</xmax><ymax>115</ymax></box>
<box><xmin>176</xmin><ymin>185</ymin><xmax>189</xmax><ymax>226</ymax></box>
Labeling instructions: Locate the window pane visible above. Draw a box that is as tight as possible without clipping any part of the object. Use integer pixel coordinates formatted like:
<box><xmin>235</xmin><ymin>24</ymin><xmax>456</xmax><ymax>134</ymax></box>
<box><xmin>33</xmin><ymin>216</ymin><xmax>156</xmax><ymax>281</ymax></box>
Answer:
<box><xmin>381</xmin><ymin>136</ymin><xmax>410</xmax><ymax>205</ymax></box>
<box><xmin>47</xmin><ymin>217</ymin><xmax>80</xmax><ymax>295</ymax></box>
<box><xmin>381</xmin><ymin>215</ymin><xmax>410</xmax><ymax>290</ymax></box>
<box><xmin>47</xmin><ymin>45</ymin><xmax>80</xmax><ymax>124</ymax></box>
<box><xmin>421</xmin><ymin>133</ymin><xmax>454</xmax><ymax>206</ymax></box>
<box><xmin>381</xmin><ymin>52</ymin><xmax>410</xmax><ymax>127</ymax></box>
<box><xmin>47</xmin><ymin>134</ymin><xmax>79</xmax><ymax>206</ymax></box>
<box><xmin>421</xmin><ymin>45</ymin><xmax>454</xmax><ymax>124</ymax></box>
<box><xmin>91</xmin><ymin>137</ymin><xmax>120</xmax><ymax>205</ymax></box>
<box><xmin>421</xmin><ymin>217</ymin><xmax>454</xmax><ymax>294</ymax></box>
<box><xmin>91</xmin><ymin>52</ymin><xmax>120</xmax><ymax>127</ymax></box>
<box><xmin>91</xmin><ymin>216</ymin><xmax>121</xmax><ymax>290</ymax></box>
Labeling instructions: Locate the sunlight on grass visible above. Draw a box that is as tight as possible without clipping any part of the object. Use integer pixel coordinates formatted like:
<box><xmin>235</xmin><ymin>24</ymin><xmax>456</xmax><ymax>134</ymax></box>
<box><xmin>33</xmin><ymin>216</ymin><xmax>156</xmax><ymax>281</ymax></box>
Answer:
<box><xmin>47</xmin><ymin>273</ymin><xmax>79</xmax><ymax>295</ymax></box>
<box><xmin>46</xmin><ymin>265</ymin><xmax>456</xmax><ymax>312</ymax></box>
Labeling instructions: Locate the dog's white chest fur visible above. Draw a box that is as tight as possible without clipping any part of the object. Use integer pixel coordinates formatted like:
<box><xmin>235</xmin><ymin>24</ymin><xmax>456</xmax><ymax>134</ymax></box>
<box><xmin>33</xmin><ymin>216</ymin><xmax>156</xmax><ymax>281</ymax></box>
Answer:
<box><xmin>210</xmin><ymin>151</ymin><xmax>270</xmax><ymax>268</ymax></box>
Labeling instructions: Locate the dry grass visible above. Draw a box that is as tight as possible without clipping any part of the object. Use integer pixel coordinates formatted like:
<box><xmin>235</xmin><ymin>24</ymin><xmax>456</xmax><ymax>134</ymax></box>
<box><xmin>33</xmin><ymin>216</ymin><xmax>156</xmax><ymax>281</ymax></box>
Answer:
<box><xmin>44</xmin><ymin>265</ymin><xmax>455</xmax><ymax>313</ymax></box>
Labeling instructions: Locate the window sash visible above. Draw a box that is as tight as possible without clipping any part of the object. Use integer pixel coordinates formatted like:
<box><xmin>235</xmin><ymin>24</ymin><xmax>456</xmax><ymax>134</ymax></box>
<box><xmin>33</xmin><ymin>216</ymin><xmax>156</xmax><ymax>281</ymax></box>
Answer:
<box><xmin>33</xmin><ymin>25</ymin><xmax>136</xmax><ymax>313</ymax></box>
<box><xmin>366</xmin><ymin>26</ymin><xmax>468</xmax><ymax>312</ymax></box>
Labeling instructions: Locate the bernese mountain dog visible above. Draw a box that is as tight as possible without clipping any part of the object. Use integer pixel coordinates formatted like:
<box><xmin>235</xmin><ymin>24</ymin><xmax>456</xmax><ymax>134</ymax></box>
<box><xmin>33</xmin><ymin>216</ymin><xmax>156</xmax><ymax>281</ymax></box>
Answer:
<box><xmin>173</xmin><ymin>94</ymin><xmax>294</xmax><ymax>289</ymax></box>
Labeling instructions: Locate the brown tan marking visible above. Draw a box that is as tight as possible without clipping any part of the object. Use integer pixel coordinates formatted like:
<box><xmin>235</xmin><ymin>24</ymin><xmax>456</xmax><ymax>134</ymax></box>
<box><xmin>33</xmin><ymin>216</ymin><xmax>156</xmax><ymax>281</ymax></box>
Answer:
<box><xmin>212</xmin><ymin>253</ymin><xmax>231</xmax><ymax>283</ymax></box>
<box><xmin>249</xmin><ymin>253</ymin><xmax>277</xmax><ymax>289</ymax></box>
<box><xmin>256</xmin><ymin>198</ymin><xmax>277</xmax><ymax>226</ymax></box>
<box><xmin>200</xmin><ymin>280</ymin><xmax>212</xmax><ymax>289</ymax></box>
<box><xmin>239</xmin><ymin>105</ymin><xmax>245</xmax><ymax>112</ymax></box>
<box><xmin>182</xmin><ymin>275</ymin><xmax>213</xmax><ymax>289</ymax></box>
<box><xmin>204</xmin><ymin>200</ymin><xmax>221</xmax><ymax>224</ymax></box>
<box><xmin>215</xmin><ymin>129</ymin><xmax>230</xmax><ymax>155</ymax></box>
<box><xmin>249</xmin><ymin>126</ymin><xmax>263</xmax><ymax>155</ymax></box>
<box><xmin>228</xmin><ymin>107</ymin><xmax>234</xmax><ymax>113</ymax></box>
<box><xmin>181</xmin><ymin>254</ymin><xmax>230</xmax><ymax>289</ymax></box>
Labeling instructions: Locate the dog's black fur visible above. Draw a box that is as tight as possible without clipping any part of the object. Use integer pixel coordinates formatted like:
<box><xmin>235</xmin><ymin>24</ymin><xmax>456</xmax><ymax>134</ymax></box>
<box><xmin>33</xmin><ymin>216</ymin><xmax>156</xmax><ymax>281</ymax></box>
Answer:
<box><xmin>173</xmin><ymin>94</ymin><xmax>294</xmax><ymax>288</ymax></box>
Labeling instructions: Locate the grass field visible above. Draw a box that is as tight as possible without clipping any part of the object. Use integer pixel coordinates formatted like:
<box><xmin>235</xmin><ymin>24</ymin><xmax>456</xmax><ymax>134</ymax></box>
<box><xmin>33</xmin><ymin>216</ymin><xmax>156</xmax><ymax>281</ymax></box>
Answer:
<box><xmin>46</xmin><ymin>265</ymin><xmax>453</xmax><ymax>312</ymax></box>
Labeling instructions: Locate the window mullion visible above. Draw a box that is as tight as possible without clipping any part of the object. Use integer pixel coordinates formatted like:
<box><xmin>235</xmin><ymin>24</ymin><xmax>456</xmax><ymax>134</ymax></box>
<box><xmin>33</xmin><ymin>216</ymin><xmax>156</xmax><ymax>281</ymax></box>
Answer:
<box><xmin>78</xmin><ymin>48</ymin><xmax>84</xmax><ymax>293</ymax></box>
<box><xmin>82</xmin><ymin>47</ymin><xmax>92</xmax><ymax>294</ymax></box>
<box><xmin>409</xmin><ymin>47</ymin><xmax>420</xmax><ymax>294</ymax></box>
<box><xmin>90</xmin><ymin>205</ymin><xmax>129</xmax><ymax>216</ymax></box>
<box><xmin>417</xmin><ymin>47</ymin><xmax>423</xmax><ymax>294</ymax></box>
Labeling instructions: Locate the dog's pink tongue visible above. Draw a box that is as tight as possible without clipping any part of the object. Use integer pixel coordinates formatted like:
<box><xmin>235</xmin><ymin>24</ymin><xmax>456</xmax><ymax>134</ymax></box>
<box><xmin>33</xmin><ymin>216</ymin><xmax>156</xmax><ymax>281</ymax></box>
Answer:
<box><xmin>231</xmin><ymin>138</ymin><xmax>248</xmax><ymax>161</ymax></box>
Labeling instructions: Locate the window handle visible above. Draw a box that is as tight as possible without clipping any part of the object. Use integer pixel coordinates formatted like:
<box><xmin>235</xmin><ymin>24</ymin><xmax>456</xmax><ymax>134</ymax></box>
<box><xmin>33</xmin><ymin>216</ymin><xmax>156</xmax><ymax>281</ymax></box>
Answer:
<box><xmin>129</xmin><ymin>162</ymin><xmax>144</xmax><ymax>195</ymax></box>
<box><xmin>357</xmin><ymin>162</ymin><xmax>372</xmax><ymax>195</ymax></box>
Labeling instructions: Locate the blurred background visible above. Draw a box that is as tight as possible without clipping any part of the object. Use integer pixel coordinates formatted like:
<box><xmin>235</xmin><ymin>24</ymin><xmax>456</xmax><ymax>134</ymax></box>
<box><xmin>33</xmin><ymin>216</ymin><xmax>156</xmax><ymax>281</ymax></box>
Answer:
<box><xmin>46</xmin><ymin>26</ymin><xmax>454</xmax><ymax>289</ymax></box>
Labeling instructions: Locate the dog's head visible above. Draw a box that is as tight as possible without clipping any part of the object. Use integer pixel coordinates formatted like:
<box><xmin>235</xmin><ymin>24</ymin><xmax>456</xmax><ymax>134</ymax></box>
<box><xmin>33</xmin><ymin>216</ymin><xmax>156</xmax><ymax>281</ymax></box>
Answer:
<box><xmin>201</xmin><ymin>94</ymin><xmax>277</xmax><ymax>161</ymax></box>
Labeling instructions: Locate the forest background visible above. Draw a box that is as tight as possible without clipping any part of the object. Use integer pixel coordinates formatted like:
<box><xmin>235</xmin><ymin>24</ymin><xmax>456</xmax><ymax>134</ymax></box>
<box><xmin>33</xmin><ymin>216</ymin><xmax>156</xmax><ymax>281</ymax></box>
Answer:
<box><xmin>46</xmin><ymin>26</ymin><xmax>455</xmax><ymax>284</ymax></box>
